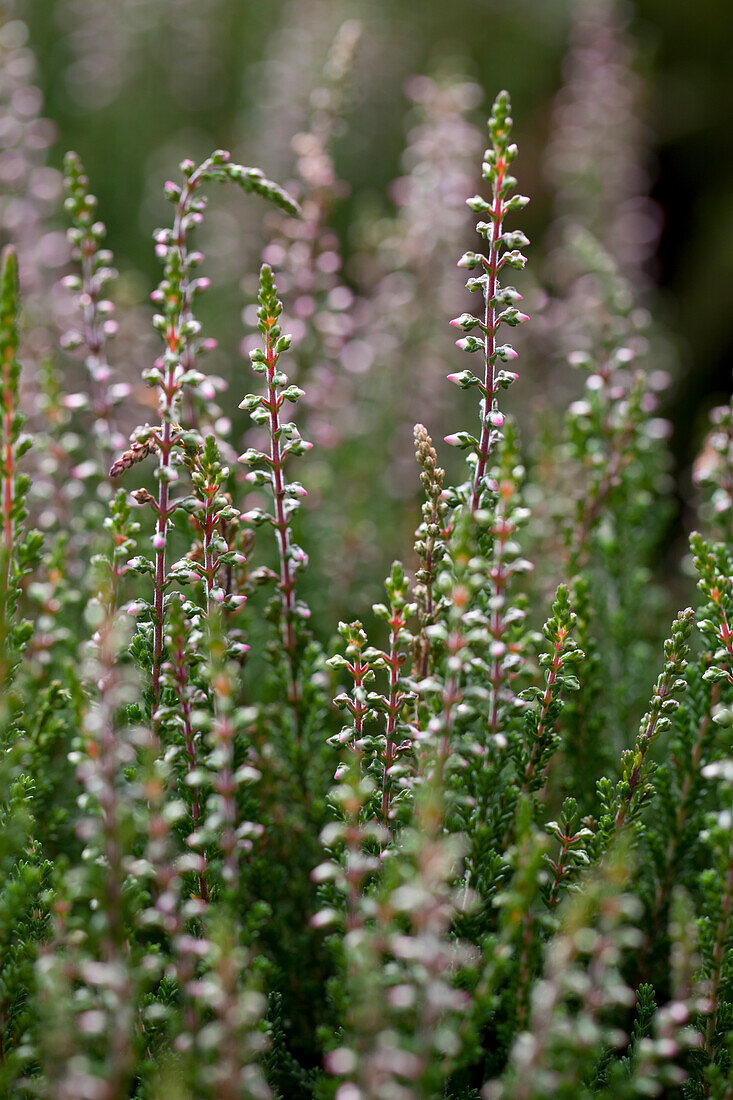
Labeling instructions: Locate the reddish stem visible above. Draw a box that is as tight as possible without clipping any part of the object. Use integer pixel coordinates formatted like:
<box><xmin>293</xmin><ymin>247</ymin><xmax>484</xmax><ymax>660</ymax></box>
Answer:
<box><xmin>170</xmin><ymin>631</ymin><xmax>209</xmax><ymax>903</ymax></box>
<box><xmin>151</xmin><ymin>168</ymin><xmax>203</xmax><ymax>711</ymax></box>
<box><xmin>470</xmin><ymin>159</ymin><xmax>505</xmax><ymax>513</ymax></box>
<box><xmin>487</xmin><ymin>509</ymin><xmax>513</xmax><ymax>741</ymax></box>
<box><xmin>705</xmin><ymin>826</ymin><xmax>733</xmax><ymax>1059</ymax></box>
<box><xmin>547</xmin><ymin>833</ymin><xmax>575</xmax><ymax>910</ymax></box>
<box><xmin>152</xmin><ymin>421</ymin><xmax>172</xmax><ymax>710</ymax></box>
<box><xmin>380</xmin><ymin>613</ymin><xmax>405</xmax><ymax>826</ymax></box>
<box><xmin>201</xmin><ymin>479</ymin><xmax>219</xmax><ymax>603</ymax></box>
<box><xmin>614</xmin><ymin>672</ymin><xmax>675</xmax><ymax>831</ymax></box>
<box><xmin>1</xmin><ymin>339</ymin><xmax>14</xmax><ymax>561</ymax></box>
<box><xmin>640</xmin><ymin>690</ymin><xmax>717</xmax><ymax>972</ymax></box>
<box><xmin>344</xmin><ymin>652</ymin><xmax>369</xmax><ymax>931</ymax></box>
<box><xmin>264</xmin><ymin>329</ymin><xmax>299</xmax><ymax>708</ymax></box>
<box><xmin>523</xmin><ymin>633</ymin><xmax>565</xmax><ymax>787</ymax></box>
<box><xmin>717</xmin><ymin>608</ymin><xmax>733</xmax><ymax>682</ymax></box>
<box><xmin>416</xmin><ymin>501</ymin><xmax>440</xmax><ymax>682</ymax></box>
<box><xmin>78</xmin><ymin>238</ymin><xmax>114</xmax><ymax>433</ymax></box>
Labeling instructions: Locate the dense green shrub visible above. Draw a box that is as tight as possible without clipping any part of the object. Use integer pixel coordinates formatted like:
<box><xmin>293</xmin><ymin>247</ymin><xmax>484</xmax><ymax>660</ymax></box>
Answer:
<box><xmin>1</xmin><ymin>15</ymin><xmax>733</xmax><ymax>1097</ymax></box>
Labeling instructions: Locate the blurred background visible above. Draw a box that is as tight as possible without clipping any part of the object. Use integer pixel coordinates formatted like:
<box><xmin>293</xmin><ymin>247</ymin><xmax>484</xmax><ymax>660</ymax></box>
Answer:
<box><xmin>1</xmin><ymin>0</ymin><xmax>731</xmax><ymax>627</ymax></box>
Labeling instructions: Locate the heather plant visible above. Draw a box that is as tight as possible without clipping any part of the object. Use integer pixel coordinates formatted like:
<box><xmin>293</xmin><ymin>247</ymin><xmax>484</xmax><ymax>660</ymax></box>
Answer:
<box><xmin>1</xmin><ymin>58</ymin><xmax>733</xmax><ymax>1100</ymax></box>
<box><xmin>61</xmin><ymin>149</ymin><xmax>126</xmax><ymax>482</ymax></box>
<box><xmin>527</xmin><ymin>9</ymin><xmax>679</xmax><ymax>792</ymax></box>
<box><xmin>545</xmin><ymin>0</ymin><xmax>659</xmax><ymax>290</ymax></box>
<box><xmin>0</xmin><ymin>10</ymin><xmax>66</xmax><ymax>356</ymax></box>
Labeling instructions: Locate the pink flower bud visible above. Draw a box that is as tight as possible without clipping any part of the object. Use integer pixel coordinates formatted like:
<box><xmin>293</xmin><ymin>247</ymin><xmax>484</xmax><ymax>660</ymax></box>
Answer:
<box><xmin>62</xmin><ymin>393</ymin><xmax>88</xmax><ymax>410</ymax></box>
<box><xmin>108</xmin><ymin>383</ymin><xmax>131</xmax><ymax>401</ymax></box>
<box><xmin>71</xmin><ymin>461</ymin><xmax>97</xmax><ymax>480</ymax></box>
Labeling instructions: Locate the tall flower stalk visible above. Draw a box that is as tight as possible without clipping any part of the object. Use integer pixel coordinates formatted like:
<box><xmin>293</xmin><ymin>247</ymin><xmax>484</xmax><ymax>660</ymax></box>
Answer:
<box><xmin>601</xmin><ymin>607</ymin><xmax>694</xmax><ymax>838</ymax></box>
<box><xmin>0</xmin><ymin>245</ymin><xmax>19</xmax><ymax>587</ymax></box>
<box><xmin>0</xmin><ymin>245</ymin><xmax>41</xmax><ymax>697</ymax></box>
<box><xmin>62</xmin><ymin>151</ymin><xmax>126</xmax><ymax>477</ymax></box>
<box><xmin>412</xmin><ymin>424</ymin><xmax>448</xmax><ymax>682</ymax></box>
<box><xmin>446</xmin><ymin>90</ymin><xmax>529</xmax><ymax>512</ymax></box>
<box><xmin>372</xmin><ymin>561</ymin><xmax>414</xmax><ymax>829</ymax></box>
<box><xmin>110</xmin><ymin>154</ymin><xmax>298</xmax><ymax>711</ymax></box>
<box><xmin>239</xmin><ymin>263</ymin><xmax>312</xmax><ymax>709</ymax></box>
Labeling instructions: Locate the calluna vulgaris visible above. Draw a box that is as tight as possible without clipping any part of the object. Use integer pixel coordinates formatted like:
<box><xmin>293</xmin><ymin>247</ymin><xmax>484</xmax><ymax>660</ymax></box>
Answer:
<box><xmin>0</xmin><ymin>57</ymin><xmax>732</xmax><ymax>1100</ymax></box>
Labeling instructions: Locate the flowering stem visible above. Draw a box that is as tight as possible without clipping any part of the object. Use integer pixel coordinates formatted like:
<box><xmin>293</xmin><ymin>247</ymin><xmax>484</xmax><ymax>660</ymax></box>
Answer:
<box><xmin>1</xmin><ymin>327</ymin><xmax>14</xmax><ymax>565</ymax></box>
<box><xmin>705</xmin><ymin>826</ymin><xmax>733</xmax><ymax>1060</ymax></box>
<box><xmin>522</xmin><ymin>632</ymin><xmax>566</xmax><ymax>787</ymax></box>
<box><xmin>717</xmin><ymin>607</ymin><xmax>733</xmax><ymax>682</ymax></box>
<box><xmin>547</xmin><ymin>835</ymin><xmax>575</xmax><ymax>910</ymax></box>
<box><xmin>380</xmin><ymin>608</ymin><xmax>406</xmax><ymax>824</ymax></box>
<box><xmin>471</xmin><ymin>159</ymin><xmax>505</xmax><ymax>513</ymax></box>
<box><xmin>328</xmin><ymin>622</ymin><xmax>374</xmax><ymax>930</ymax></box>
<box><xmin>0</xmin><ymin>247</ymin><xmax>18</xmax><ymax>576</ymax></box>
<box><xmin>264</xmin><ymin>327</ymin><xmax>298</xmax><ymax>695</ymax></box>
<box><xmin>136</xmin><ymin>154</ymin><xmax>298</xmax><ymax>713</ymax></box>
<box><xmin>413</xmin><ymin>425</ymin><xmax>447</xmax><ymax>683</ymax></box>
<box><xmin>63</xmin><ymin>153</ymin><xmax>118</xmax><ymax>434</ymax></box>
<box><xmin>169</xmin><ymin>623</ymin><xmax>209</xmax><ymax>903</ymax></box>
<box><xmin>152</xmin><ymin>469</ymin><xmax>169</xmax><ymax>709</ymax></box>
<box><xmin>240</xmin><ymin>263</ymin><xmax>311</xmax><ymax>721</ymax></box>
<box><xmin>207</xmin><ymin>617</ymin><xmax>241</xmax><ymax>897</ymax></box>
<box><xmin>447</xmin><ymin>91</ymin><xmax>528</xmax><ymax>511</ymax></box>
<box><xmin>487</xmin><ymin>492</ymin><xmax>514</xmax><ymax>739</ymax></box>
<box><xmin>641</xmin><ymin>689</ymin><xmax>717</xmax><ymax>972</ymax></box>
<box><xmin>150</xmin><ymin>159</ymin><xmax>204</xmax><ymax>709</ymax></box>
<box><xmin>613</xmin><ymin>608</ymin><xmax>693</xmax><ymax>833</ymax></box>
<box><xmin>614</xmin><ymin>681</ymin><xmax>675</xmax><ymax>832</ymax></box>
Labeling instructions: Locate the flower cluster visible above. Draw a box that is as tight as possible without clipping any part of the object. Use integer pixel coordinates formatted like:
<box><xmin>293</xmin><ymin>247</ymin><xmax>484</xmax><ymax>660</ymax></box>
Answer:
<box><xmin>445</xmin><ymin>90</ymin><xmax>529</xmax><ymax>512</ymax></box>
<box><xmin>61</xmin><ymin>150</ymin><xmax>126</xmax><ymax>479</ymax></box>
<box><xmin>239</xmin><ymin>263</ymin><xmax>311</xmax><ymax>706</ymax></box>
